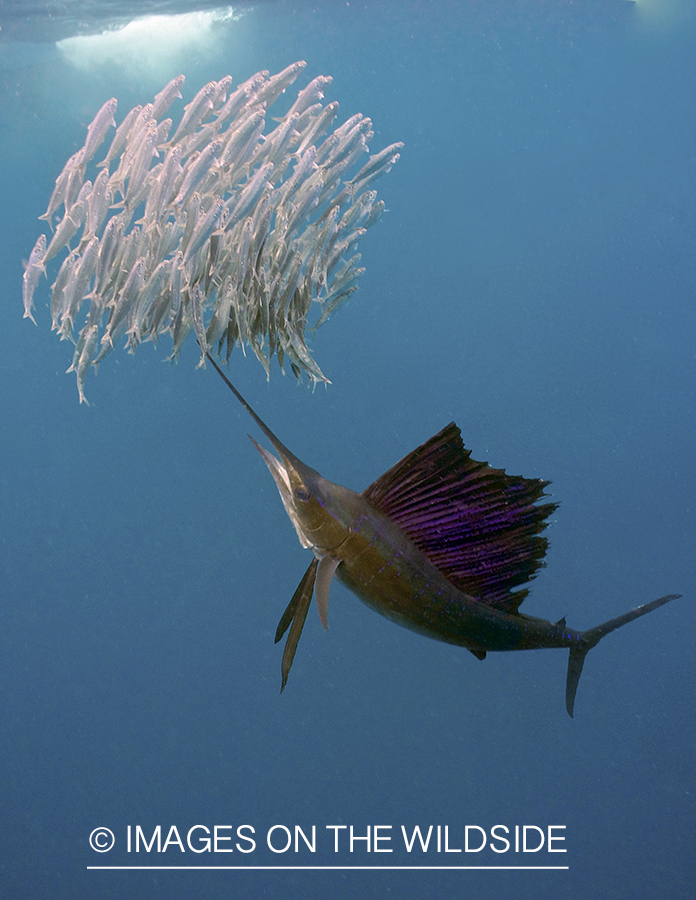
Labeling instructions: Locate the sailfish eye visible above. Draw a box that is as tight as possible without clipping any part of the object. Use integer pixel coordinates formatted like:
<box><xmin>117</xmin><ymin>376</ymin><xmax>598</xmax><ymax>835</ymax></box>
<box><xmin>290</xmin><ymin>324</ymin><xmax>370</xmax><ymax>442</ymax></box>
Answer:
<box><xmin>294</xmin><ymin>487</ymin><xmax>311</xmax><ymax>502</ymax></box>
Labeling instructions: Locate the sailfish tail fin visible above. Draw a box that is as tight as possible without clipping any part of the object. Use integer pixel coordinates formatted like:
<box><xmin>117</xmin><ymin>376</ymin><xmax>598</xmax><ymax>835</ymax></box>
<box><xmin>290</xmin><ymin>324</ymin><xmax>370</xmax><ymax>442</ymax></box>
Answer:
<box><xmin>565</xmin><ymin>593</ymin><xmax>682</xmax><ymax>717</ymax></box>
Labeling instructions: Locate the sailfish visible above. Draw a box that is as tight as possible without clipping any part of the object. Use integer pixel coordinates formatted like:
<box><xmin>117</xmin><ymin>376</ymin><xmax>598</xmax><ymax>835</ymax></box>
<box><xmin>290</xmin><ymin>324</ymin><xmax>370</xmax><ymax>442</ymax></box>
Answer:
<box><xmin>208</xmin><ymin>356</ymin><xmax>680</xmax><ymax>716</ymax></box>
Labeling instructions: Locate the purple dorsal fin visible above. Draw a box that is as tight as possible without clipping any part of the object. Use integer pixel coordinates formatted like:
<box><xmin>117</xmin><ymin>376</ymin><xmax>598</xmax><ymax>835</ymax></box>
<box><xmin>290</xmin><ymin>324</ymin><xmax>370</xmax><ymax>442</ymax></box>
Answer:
<box><xmin>361</xmin><ymin>423</ymin><xmax>557</xmax><ymax>614</ymax></box>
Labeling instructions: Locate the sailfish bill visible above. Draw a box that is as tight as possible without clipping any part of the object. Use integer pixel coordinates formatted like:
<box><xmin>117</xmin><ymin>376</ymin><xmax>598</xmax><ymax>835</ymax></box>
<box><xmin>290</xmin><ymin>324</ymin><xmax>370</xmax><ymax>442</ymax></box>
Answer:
<box><xmin>208</xmin><ymin>355</ymin><xmax>681</xmax><ymax>716</ymax></box>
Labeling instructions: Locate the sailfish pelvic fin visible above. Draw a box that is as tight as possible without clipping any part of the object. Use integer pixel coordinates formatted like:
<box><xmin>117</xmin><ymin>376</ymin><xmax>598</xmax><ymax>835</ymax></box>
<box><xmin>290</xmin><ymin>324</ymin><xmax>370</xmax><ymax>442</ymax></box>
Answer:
<box><xmin>275</xmin><ymin>558</ymin><xmax>318</xmax><ymax>693</ymax></box>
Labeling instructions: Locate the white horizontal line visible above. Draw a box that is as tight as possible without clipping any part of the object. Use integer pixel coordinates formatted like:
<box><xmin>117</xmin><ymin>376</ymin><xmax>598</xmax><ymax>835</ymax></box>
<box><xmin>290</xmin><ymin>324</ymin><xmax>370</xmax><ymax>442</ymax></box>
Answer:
<box><xmin>88</xmin><ymin>865</ymin><xmax>569</xmax><ymax>871</ymax></box>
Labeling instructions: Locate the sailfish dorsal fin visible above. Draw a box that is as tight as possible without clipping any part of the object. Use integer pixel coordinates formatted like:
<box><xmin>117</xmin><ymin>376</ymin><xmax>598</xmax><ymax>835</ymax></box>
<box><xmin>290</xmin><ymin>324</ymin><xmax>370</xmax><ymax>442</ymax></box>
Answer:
<box><xmin>361</xmin><ymin>423</ymin><xmax>557</xmax><ymax>614</ymax></box>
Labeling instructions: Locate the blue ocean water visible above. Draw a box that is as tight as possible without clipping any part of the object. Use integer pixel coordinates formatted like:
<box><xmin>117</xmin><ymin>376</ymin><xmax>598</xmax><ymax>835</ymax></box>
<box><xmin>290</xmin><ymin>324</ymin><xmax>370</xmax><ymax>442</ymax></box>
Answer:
<box><xmin>1</xmin><ymin>1</ymin><xmax>694</xmax><ymax>898</ymax></box>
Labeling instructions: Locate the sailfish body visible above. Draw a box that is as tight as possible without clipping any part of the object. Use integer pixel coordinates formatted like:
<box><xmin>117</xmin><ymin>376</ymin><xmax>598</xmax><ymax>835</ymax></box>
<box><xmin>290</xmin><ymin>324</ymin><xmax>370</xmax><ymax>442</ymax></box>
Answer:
<box><xmin>208</xmin><ymin>356</ymin><xmax>680</xmax><ymax>716</ymax></box>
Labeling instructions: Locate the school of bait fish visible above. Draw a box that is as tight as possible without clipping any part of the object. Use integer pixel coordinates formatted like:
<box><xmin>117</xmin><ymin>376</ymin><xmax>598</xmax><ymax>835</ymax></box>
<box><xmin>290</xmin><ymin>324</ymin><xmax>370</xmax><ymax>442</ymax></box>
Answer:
<box><xmin>23</xmin><ymin>61</ymin><xmax>402</xmax><ymax>402</ymax></box>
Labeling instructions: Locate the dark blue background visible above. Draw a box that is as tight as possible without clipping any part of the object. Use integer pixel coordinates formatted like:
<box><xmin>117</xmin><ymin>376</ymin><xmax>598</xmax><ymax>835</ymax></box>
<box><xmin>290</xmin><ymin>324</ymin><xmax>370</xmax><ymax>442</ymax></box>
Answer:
<box><xmin>1</xmin><ymin>2</ymin><xmax>694</xmax><ymax>897</ymax></box>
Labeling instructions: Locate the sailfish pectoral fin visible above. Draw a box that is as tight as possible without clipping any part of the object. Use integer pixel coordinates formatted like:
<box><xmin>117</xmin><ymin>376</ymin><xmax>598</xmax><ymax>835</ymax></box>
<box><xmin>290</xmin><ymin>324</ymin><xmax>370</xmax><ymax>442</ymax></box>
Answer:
<box><xmin>276</xmin><ymin>558</ymin><xmax>318</xmax><ymax>693</ymax></box>
<box><xmin>314</xmin><ymin>554</ymin><xmax>340</xmax><ymax>631</ymax></box>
